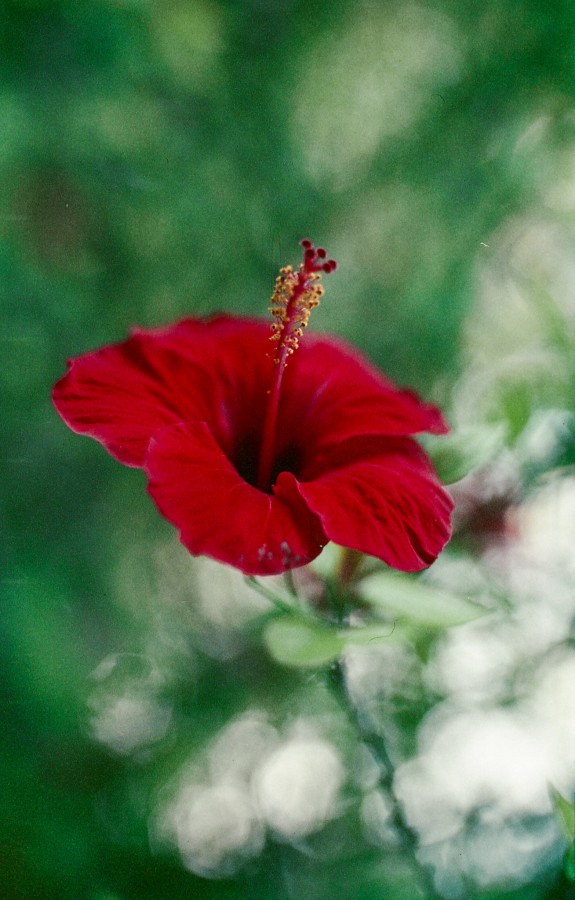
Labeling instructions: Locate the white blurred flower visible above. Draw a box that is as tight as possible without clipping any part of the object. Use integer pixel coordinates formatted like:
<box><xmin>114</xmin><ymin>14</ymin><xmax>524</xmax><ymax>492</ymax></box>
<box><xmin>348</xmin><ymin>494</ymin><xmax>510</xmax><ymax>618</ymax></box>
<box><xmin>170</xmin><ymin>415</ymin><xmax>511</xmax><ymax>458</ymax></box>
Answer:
<box><xmin>208</xmin><ymin>712</ymin><xmax>279</xmax><ymax>785</ymax></box>
<box><xmin>90</xmin><ymin>691</ymin><xmax>172</xmax><ymax>756</ymax></box>
<box><xmin>514</xmin><ymin>474</ymin><xmax>575</xmax><ymax>572</ymax></box>
<box><xmin>88</xmin><ymin>653</ymin><xmax>172</xmax><ymax>756</ymax></box>
<box><xmin>396</xmin><ymin>707</ymin><xmax>554</xmax><ymax>839</ymax></box>
<box><xmin>253</xmin><ymin>738</ymin><xmax>344</xmax><ymax>839</ymax></box>
<box><xmin>160</xmin><ymin>781</ymin><xmax>264</xmax><ymax>878</ymax></box>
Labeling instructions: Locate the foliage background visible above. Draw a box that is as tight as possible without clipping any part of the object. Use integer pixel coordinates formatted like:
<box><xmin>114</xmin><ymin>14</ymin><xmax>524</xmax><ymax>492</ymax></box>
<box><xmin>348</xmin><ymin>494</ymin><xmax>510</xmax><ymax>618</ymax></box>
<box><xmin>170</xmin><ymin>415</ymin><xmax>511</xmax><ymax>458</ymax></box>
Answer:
<box><xmin>2</xmin><ymin>1</ymin><xmax>574</xmax><ymax>897</ymax></box>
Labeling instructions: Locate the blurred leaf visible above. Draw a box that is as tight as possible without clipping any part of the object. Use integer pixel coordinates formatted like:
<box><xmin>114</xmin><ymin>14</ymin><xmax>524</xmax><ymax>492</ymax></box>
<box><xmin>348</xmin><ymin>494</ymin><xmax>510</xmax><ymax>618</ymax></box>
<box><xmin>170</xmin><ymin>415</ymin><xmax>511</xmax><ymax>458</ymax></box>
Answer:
<box><xmin>358</xmin><ymin>571</ymin><xmax>489</xmax><ymax>628</ymax></box>
<box><xmin>550</xmin><ymin>785</ymin><xmax>575</xmax><ymax>839</ymax></box>
<box><xmin>309</xmin><ymin>542</ymin><xmax>343</xmax><ymax>580</ymax></box>
<box><xmin>565</xmin><ymin>842</ymin><xmax>575</xmax><ymax>883</ymax></box>
<box><xmin>499</xmin><ymin>379</ymin><xmax>543</xmax><ymax>442</ymax></box>
<box><xmin>263</xmin><ymin>617</ymin><xmax>344</xmax><ymax>668</ymax></box>
<box><xmin>421</xmin><ymin>424</ymin><xmax>506</xmax><ymax>484</ymax></box>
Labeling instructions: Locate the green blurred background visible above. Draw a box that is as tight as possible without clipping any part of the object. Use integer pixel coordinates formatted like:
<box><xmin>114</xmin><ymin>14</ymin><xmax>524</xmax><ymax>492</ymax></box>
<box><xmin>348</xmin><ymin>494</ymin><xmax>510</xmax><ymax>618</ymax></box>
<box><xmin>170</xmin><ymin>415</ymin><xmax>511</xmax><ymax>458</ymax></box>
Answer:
<box><xmin>2</xmin><ymin>1</ymin><xmax>575</xmax><ymax>897</ymax></box>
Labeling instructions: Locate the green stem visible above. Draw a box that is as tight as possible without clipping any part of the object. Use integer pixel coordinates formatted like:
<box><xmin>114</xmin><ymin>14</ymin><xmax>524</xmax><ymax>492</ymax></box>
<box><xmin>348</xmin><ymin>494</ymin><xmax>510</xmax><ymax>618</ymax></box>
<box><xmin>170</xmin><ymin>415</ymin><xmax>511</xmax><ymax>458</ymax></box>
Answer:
<box><xmin>329</xmin><ymin>661</ymin><xmax>440</xmax><ymax>899</ymax></box>
<box><xmin>283</xmin><ymin>569</ymin><xmax>298</xmax><ymax>598</ymax></box>
<box><xmin>336</xmin><ymin>547</ymin><xmax>365</xmax><ymax>586</ymax></box>
<box><xmin>244</xmin><ymin>576</ymin><xmax>297</xmax><ymax>616</ymax></box>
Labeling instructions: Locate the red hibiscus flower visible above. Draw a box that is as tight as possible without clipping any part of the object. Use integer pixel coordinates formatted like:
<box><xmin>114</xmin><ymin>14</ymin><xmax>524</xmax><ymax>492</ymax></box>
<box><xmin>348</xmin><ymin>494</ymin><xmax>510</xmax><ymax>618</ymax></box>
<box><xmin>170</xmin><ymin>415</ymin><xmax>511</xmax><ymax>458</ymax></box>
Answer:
<box><xmin>52</xmin><ymin>241</ymin><xmax>452</xmax><ymax>576</ymax></box>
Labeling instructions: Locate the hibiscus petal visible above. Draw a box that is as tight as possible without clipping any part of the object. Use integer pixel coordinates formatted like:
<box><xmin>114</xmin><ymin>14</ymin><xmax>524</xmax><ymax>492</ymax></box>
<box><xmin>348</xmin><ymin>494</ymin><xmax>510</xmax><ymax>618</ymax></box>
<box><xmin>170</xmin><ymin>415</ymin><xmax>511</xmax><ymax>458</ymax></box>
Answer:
<box><xmin>52</xmin><ymin>315</ymin><xmax>272</xmax><ymax>467</ymax></box>
<box><xmin>278</xmin><ymin>335</ymin><xmax>448</xmax><ymax>463</ymax></box>
<box><xmin>145</xmin><ymin>421</ymin><xmax>327</xmax><ymax>576</ymax></box>
<box><xmin>295</xmin><ymin>438</ymin><xmax>453</xmax><ymax>572</ymax></box>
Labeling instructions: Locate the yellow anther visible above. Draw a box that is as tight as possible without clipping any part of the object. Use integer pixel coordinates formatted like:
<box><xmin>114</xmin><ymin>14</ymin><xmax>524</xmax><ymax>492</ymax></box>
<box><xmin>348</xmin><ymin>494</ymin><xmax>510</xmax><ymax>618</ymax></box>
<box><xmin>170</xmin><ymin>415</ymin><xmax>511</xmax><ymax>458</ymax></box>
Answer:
<box><xmin>268</xmin><ymin>259</ymin><xmax>328</xmax><ymax>365</ymax></box>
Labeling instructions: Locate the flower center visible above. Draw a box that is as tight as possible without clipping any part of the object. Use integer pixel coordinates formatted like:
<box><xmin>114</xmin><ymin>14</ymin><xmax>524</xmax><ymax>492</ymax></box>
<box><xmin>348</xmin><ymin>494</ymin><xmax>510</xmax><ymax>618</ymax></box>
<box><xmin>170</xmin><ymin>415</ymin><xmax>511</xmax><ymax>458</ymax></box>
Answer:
<box><xmin>256</xmin><ymin>239</ymin><xmax>337</xmax><ymax>492</ymax></box>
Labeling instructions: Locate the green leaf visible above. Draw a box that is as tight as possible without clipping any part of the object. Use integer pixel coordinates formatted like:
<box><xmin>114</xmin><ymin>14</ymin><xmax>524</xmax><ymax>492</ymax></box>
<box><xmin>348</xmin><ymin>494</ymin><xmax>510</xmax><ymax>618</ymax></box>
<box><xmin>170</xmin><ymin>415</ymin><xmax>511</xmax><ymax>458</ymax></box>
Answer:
<box><xmin>550</xmin><ymin>785</ymin><xmax>575</xmax><ymax>839</ymax></box>
<box><xmin>358</xmin><ymin>572</ymin><xmax>489</xmax><ymax>629</ymax></box>
<box><xmin>263</xmin><ymin>617</ymin><xmax>344</xmax><ymax>668</ymax></box>
<box><xmin>421</xmin><ymin>424</ymin><xmax>506</xmax><ymax>484</ymax></box>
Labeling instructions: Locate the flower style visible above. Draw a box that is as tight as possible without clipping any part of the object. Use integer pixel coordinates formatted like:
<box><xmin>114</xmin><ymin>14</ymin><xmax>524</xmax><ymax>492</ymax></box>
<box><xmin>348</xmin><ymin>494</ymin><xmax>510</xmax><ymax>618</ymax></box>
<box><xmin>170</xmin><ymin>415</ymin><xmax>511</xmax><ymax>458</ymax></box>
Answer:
<box><xmin>52</xmin><ymin>241</ymin><xmax>453</xmax><ymax>576</ymax></box>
